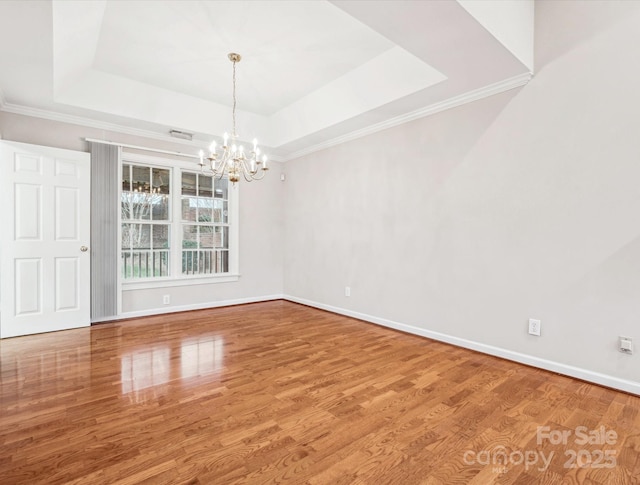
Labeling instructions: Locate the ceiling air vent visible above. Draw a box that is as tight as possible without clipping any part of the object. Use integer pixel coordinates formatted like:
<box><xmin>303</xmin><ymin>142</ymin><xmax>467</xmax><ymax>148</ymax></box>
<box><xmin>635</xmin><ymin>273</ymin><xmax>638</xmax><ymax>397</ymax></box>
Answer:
<box><xmin>169</xmin><ymin>130</ymin><xmax>193</xmax><ymax>141</ymax></box>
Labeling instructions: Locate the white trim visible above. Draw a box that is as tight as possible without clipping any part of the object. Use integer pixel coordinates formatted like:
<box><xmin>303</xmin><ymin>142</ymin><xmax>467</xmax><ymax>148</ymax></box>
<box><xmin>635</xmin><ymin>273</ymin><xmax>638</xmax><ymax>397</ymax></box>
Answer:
<box><xmin>122</xmin><ymin>274</ymin><xmax>240</xmax><ymax>290</ymax></box>
<box><xmin>281</xmin><ymin>72</ymin><xmax>533</xmax><ymax>162</ymax></box>
<box><xmin>0</xmin><ymin>86</ymin><xmax>6</xmax><ymax>109</ymax></box>
<box><xmin>0</xmin><ymin>102</ymin><xmax>285</xmax><ymax>162</ymax></box>
<box><xmin>283</xmin><ymin>294</ymin><xmax>640</xmax><ymax>396</ymax></box>
<box><xmin>1</xmin><ymin>101</ymin><xmax>208</xmax><ymax>147</ymax></box>
<box><xmin>0</xmin><ymin>74</ymin><xmax>530</xmax><ymax>164</ymax></box>
<box><xmin>110</xmin><ymin>294</ymin><xmax>284</xmax><ymax>321</ymax></box>
<box><xmin>120</xmin><ymin>151</ymin><xmax>199</xmax><ymax>169</ymax></box>
<box><xmin>86</xmin><ymin>137</ymin><xmax>199</xmax><ymax>159</ymax></box>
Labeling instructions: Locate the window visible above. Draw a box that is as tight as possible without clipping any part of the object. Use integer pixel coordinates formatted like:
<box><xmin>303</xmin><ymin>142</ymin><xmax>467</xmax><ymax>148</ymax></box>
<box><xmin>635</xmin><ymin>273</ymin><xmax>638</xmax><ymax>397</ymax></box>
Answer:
<box><xmin>181</xmin><ymin>172</ymin><xmax>229</xmax><ymax>274</ymax></box>
<box><xmin>120</xmin><ymin>155</ymin><xmax>237</xmax><ymax>286</ymax></box>
<box><xmin>121</xmin><ymin>164</ymin><xmax>170</xmax><ymax>278</ymax></box>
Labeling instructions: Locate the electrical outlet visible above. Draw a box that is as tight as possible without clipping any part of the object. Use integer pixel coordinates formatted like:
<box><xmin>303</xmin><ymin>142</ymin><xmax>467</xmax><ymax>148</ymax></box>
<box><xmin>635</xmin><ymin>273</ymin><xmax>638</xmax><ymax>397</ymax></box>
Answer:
<box><xmin>345</xmin><ymin>286</ymin><xmax>351</xmax><ymax>297</ymax></box>
<box><xmin>528</xmin><ymin>318</ymin><xmax>541</xmax><ymax>336</ymax></box>
<box><xmin>163</xmin><ymin>295</ymin><xmax>170</xmax><ymax>305</ymax></box>
<box><xmin>619</xmin><ymin>336</ymin><xmax>633</xmax><ymax>355</ymax></box>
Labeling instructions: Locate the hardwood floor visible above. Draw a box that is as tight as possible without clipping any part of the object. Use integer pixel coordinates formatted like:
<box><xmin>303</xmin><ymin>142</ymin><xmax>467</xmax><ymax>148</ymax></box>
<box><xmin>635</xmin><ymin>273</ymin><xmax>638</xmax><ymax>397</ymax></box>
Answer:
<box><xmin>0</xmin><ymin>300</ymin><xmax>639</xmax><ymax>484</ymax></box>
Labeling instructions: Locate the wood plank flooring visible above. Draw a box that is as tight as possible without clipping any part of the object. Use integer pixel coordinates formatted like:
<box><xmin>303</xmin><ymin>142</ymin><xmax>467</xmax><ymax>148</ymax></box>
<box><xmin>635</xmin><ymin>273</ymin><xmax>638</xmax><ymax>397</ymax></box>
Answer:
<box><xmin>0</xmin><ymin>300</ymin><xmax>639</xmax><ymax>484</ymax></box>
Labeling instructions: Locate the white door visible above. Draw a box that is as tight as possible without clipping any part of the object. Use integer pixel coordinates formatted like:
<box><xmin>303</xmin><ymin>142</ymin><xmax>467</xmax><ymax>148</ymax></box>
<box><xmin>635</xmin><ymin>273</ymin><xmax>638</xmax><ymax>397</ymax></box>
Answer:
<box><xmin>0</xmin><ymin>141</ymin><xmax>91</xmax><ymax>338</ymax></box>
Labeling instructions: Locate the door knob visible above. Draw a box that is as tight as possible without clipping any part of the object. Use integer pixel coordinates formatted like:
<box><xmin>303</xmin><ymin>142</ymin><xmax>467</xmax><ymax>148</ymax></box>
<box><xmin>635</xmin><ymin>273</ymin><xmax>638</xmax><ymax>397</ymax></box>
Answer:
<box><xmin>80</xmin><ymin>246</ymin><xmax>88</xmax><ymax>252</ymax></box>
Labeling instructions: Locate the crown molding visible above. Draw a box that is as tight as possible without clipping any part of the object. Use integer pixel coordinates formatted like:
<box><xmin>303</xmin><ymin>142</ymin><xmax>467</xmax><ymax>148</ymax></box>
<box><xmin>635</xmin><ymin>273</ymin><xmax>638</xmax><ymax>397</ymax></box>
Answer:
<box><xmin>281</xmin><ymin>71</ymin><xmax>533</xmax><ymax>162</ymax></box>
<box><xmin>0</xmin><ymin>72</ymin><xmax>531</xmax><ymax>163</ymax></box>
<box><xmin>0</xmin><ymin>101</ymin><xmax>209</xmax><ymax>149</ymax></box>
<box><xmin>0</xmin><ymin>101</ymin><xmax>286</xmax><ymax>162</ymax></box>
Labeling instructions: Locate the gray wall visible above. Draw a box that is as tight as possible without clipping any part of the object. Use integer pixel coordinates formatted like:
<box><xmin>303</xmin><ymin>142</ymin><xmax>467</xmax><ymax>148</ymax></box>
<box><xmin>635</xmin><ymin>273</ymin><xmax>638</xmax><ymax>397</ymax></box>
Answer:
<box><xmin>283</xmin><ymin>0</ymin><xmax>640</xmax><ymax>387</ymax></box>
<box><xmin>0</xmin><ymin>112</ymin><xmax>284</xmax><ymax>314</ymax></box>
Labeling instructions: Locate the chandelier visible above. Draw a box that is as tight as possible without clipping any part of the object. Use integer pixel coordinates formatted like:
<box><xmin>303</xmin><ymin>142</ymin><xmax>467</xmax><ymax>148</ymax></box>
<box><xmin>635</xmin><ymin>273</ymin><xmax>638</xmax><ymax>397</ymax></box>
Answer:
<box><xmin>198</xmin><ymin>53</ymin><xmax>268</xmax><ymax>184</ymax></box>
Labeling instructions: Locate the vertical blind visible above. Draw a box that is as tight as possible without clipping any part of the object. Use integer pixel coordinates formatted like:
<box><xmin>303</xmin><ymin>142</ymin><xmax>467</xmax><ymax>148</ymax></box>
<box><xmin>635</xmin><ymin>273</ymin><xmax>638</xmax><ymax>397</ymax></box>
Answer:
<box><xmin>90</xmin><ymin>142</ymin><xmax>120</xmax><ymax>321</ymax></box>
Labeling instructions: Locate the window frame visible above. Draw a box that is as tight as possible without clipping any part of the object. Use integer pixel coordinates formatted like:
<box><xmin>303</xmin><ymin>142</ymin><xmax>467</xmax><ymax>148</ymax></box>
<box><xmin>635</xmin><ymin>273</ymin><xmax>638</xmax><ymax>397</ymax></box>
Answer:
<box><xmin>180</xmin><ymin>171</ymin><xmax>231</xmax><ymax>276</ymax></box>
<box><xmin>119</xmin><ymin>152</ymin><xmax>239</xmax><ymax>291</ymax></box>
<box><xmin>120</xmin><ymin>164</ymin><xmax>172</xmax><ymax>280</ymax></box>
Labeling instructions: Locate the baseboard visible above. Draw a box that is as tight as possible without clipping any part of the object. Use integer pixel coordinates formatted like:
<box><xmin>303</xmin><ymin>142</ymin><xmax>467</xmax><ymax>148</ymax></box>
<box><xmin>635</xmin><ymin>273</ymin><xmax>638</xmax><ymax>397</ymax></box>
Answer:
<box><xmin>283</xmin><ymin>295</ymin><xmax>640</xmax><ymax>396</ymax></box>
<box><xmin>104</xmin><ymin>294</ymin><xmax>285</xmax><ymax>322</ymax></box>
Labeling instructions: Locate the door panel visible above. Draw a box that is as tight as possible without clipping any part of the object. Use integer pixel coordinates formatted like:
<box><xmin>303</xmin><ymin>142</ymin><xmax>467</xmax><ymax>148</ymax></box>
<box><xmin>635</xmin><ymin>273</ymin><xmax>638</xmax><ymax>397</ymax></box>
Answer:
<box><xmin>14</xmin><ymin>153</ymin><xmax>41</xmax><ymax>173</ymax></box>
<box><xmin>55</xmin><ymin>186</ymin><xmax>79</xmax><ymax>240</ymax></box>
<box><xmin>55</xmin><ymin>257</ymin><xmax>79</xmax><ymax>311</ymax></box>
<box><xmin>15</xmin><ymin>183</ymin><xmax>41</xmax><ymax>240</ymax></box>
<box><xmin>55</xmin><ymin>158</ymin><xmax>78</xmax><ymax>177</ymax></box>
<box><xmin>15</xmin><ymin>258</ymin><xmax>42</xmax><ymax>315</ymax></box>
<box><xmin>1</xmin><ymin>141</ymin><xmax>91</xmax><ymax>338</ymax></box>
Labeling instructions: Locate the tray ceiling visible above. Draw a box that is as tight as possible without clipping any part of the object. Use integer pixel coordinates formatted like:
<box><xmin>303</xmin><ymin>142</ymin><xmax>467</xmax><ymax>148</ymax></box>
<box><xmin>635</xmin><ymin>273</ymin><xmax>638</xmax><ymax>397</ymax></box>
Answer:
<box><xmin>0</xmin><ymin>0</ymin><xmax>533</xmax><ymax>160</ymax></box>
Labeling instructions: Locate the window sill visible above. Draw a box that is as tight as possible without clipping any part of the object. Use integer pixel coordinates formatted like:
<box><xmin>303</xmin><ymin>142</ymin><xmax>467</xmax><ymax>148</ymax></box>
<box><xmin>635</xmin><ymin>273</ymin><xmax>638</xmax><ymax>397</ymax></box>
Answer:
<box><xmin>122</xmin><ymin>274</ymin><xmax>240</xmax><ymax>291</ymax></box>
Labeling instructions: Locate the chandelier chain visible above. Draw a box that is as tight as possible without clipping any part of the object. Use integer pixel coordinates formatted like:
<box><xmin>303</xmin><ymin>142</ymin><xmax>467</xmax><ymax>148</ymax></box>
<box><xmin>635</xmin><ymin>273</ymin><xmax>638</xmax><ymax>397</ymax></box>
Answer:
<box><xmin>232</xmin><ymin>59</ymin><xmax>237</xmax><ymax>138</ymax></box>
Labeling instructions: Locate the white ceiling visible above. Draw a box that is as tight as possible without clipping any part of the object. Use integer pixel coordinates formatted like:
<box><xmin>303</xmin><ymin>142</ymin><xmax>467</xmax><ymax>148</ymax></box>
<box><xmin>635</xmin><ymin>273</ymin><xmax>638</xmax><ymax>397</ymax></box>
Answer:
<box><xmin>94</xmin><ymin>1</ymin><xmax>396</xmax><ymax>115</ymax></box>
<box><xmin>0</xmin><ymin>0</ymin><xmax>533</xmax><ymax>160</ymax></box>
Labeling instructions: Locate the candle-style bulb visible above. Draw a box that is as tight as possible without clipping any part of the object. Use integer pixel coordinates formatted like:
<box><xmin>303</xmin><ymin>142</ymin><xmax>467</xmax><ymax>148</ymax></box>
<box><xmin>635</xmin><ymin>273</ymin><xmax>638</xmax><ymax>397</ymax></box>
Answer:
<box><xmin>223</xmin><ymin>132</ymin><xmax>229</xmax><ymax>145</ymax></box>
<box><xmin>199</xmin><ymin>149</ymin><xmax>204</xmax><ymax>165</ymax></box>
<box><xmin>209</xmin><ymin>141</ymin><xmax>216</xmax><ymax>153</ymax></box>
<box><xmin>231</xmin><ymin>144</ymin><xmax>237</xmax><ymax>153</ymax></box>
<box><xmin>252</xmin><ymin>138</ymin><xmax>258</xmax><ymax>151</ymax></box>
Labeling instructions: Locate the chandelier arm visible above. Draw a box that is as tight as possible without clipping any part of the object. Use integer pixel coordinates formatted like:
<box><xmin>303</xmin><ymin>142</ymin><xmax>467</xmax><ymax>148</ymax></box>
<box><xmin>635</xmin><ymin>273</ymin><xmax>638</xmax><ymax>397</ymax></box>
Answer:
<box><xmin>214</xmin><ymin>158</ymin><xmax>227</xmax><ymax>180</ymax></box>
<box><xmin>238</xmin><ymin>158</ymin><xmax>256</xmax><ymax>182</ymax></box>
<box><xmin>201</xmin><ymin>166</ymin><xmax>227</xmax><ymax>183</ymax></box>
<box><xmin>241</xmin><ymin>171</ymin><xmax>254</xmax><ymax>183</ymax></box>
<box><xmin>249</xmin><ymin>167</ymin><xmax>268</xmax><ymax>181</ymax></box>
<box><xmin>211</xmin><ymin>166</ymin><xmax>224</xmax><ymax>180</ymax></box>
<box><xmin>250</xmin><ymin>158</ymin><xmax>269</xmax><ymax>181</ymax></box>
<box><xmin>203</xmin><ymin>159</ymin><xmax>226</xmax><ymax>181</ymax></box>
<box><xmin>216</xmin><ymin>171</ymin><xmax>226</xmax><ymax>181</ymax></box>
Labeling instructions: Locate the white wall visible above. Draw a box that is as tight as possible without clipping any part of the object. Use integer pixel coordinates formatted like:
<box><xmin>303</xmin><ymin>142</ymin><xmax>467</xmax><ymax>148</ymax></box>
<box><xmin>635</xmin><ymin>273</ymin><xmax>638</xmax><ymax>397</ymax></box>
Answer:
<box><xmin>0</xmin><ymin>111</ymin><xmax>284</xmax><ymax>315</ymax></box>
<box><xmin>283</xmin><ymin>0</ymin><xmax>640</xmax><ymax>392</ymax></box>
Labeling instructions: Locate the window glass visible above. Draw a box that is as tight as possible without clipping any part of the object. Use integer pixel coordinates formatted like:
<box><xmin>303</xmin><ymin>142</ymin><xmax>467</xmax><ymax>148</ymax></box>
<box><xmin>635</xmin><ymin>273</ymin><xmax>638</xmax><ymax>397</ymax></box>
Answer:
<box><xmin>121</xmin><ymin>161</ymin><xmax>232</xmax><ymax>281</ymax></box>
<box><xmin>180</xmin><ymin>172</ymin><xmax>229</xmax><ymax>276</ymax></box>
<box><xmin>121</xmin><ymin>163</ymin><xmax>171</xmax><ymax>279</ymax></box>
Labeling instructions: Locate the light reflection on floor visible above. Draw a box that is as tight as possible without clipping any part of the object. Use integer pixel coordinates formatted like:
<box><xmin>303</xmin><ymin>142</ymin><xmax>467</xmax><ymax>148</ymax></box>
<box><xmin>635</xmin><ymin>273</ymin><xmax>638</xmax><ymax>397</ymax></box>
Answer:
<box><xmin>180</xmin><ymin>336</ymin><xmax>224</xmax><ymax>379</ymax></box>
<box><xmin>120</xmin><ymin>335</ymin><xmax>224</xmax><ymax>402</ymax></box>
<box><xmin>121</xmin><ymin>347</ymin><xmax>170</xmax><ymax>395</ymax></box>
